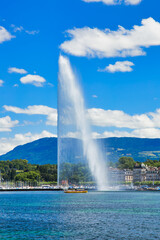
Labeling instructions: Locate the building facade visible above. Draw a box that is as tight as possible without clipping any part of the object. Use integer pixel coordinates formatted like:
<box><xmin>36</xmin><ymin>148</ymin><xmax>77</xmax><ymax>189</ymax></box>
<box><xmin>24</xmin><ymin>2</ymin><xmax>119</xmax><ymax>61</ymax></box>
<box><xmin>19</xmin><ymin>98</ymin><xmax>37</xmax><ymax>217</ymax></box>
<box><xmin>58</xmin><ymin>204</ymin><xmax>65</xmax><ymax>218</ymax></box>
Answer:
<box><xmin>133</xmin><ymin>163</ymin><xmax>147</xmax><ymax>183</ymax></box>
<box><xmin>146</xmin><ymin>167</ymin><xmax>159</xmax><ymax>182</ymax></box>
<box><xmin>109</xmin><ymin>164</ymin><xmax>160</xmax><ymax>184</ymax></box>
<box><xmin>109</xmin><ymin>168</ymin><xmax>133</xmax><ymax>184</ymax></box>
<box><xmin>124</xmin><ymin>169</ymin><xmax>133</xmax><ymax>183</ymax></box>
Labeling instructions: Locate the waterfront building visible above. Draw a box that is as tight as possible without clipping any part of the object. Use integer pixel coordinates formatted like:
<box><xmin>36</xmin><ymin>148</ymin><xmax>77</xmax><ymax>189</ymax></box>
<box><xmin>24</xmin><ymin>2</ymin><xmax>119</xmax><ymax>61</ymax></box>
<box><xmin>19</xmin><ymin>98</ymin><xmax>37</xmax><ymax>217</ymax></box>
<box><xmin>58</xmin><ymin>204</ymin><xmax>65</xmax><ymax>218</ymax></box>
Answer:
<box><xmin>124</xmin><ymin>169</ymin><xmax>133</xmax><ymax>183</ymax></box>
<box><xmin>146</xmin><ymin>167</ymin><xmax>159</xmax><ymax>182</ymax></box>
<box><xmin>109</xmin><ymin>168</ymin><xmax>133</xmax><ymax>184</ymax></box>
<box><xmin>109</xmin><ymin>168</ymin><xmax>125</xmax><ymax>184</ymax></box>
<box><xmin>109</xmin><ymin>163</ymin><xmax>160</xmax><ymax>184</ymax></box>
<box><xmin>158</xmin><ymin>167</ymin><xmax>160</xmax><ymax>180</ymax></box>
<box><xmin>133</xmin><ymin>163</ymin><xmax>147</xmax><ymax>183</ymax></box>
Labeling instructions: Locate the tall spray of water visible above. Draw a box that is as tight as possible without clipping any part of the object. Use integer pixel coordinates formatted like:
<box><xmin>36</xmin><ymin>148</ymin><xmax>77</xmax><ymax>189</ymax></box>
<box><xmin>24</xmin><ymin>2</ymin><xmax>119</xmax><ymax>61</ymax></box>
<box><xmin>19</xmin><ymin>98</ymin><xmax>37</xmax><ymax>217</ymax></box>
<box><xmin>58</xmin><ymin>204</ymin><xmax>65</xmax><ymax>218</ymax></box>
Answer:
<box><xmin>58</xmin><ymin>55</ymin><xmax>108</xmax><ymax>190</ymax></box>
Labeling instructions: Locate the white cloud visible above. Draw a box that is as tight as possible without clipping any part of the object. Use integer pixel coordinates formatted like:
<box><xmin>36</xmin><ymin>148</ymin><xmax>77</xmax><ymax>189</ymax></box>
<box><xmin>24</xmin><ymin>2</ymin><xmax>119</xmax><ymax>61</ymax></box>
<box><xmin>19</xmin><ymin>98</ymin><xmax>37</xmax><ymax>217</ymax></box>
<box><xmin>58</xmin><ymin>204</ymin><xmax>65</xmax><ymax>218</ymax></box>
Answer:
<box><xmin>0</xmin><ymin>130</ymin><xmax>56</xmax><ymax>155</ymax></box>
<box><xmin>60</xmin><ymin>18</ymin><xmax>160</xmax><ymax>58</ymax></box>
<box><xmin>63</xmin><ymin>131</ymin><xmax>81</xmax><ymax>139</ymax></box>
<box><xmin>20</xmin><ymin>74</ymin><xmax>46</xmax><ymax>87</ymax></box>
<box><xmin>3</xmin><ymin>105</ymin><xmax>57</xmax><ymax>126</ymax></box>
<box><xmin>99</xmin><ymin>61</ymin><xmax>134</xmax><ymax>73</ymax></box>
<box><xmin>58</xmin><ymin>128</ymin><xmax>160</xmax><ymax>139</ymax></box>
<box><xmin>47</xmin><ymin>82</ymin><xmax>54</xmax><ymax>87</ymax></box>
<box><xmin>0</xmin><ymin>26</ymin><xmax>14</xmax><ymax>43</ymax></box>
<box><xmin>0</xmin><ymin>116</ymin><xmax>18</xmax><ymax>132</ymax></box>
<box><xmin>92</xmin><ymin>128</ymin><xmax>160</xmax><ymax>139</ymax></box>
<box><xmin>83</xmin><ymin>0</ymin><xmax>142</xmax><ymax>5</ymax></box>
<box><xmin>4</xmin><ymin>105</ymin><xmax>54</xmax><ymax>115</ymax></box>
<box><xmin>0</xmin><ymin>80</ymin><xmax>4</xmax><ymax>87</ymax></box>
<box><xmin>11</xmin><ymin>24</ymin><xmax>39</xmax><ymax>35</ymax></box>
<box><xmin>131</xmin><ymin>128</ymin><xmax>160</xmax><ymax>138</ymax></box>
<box><xmin>25</xmin><ymin>30</ymin><xmax>39</xmax><ymax>35</ymax></box>
<box><xmin>46</xmin><ymin>112</ymin><xmax>57</xmax><ymax>126</ymax></box>
<box><xmin>88</xmin><ymin>108</ymin><xmax>160</xmax><ymax>129</ymax></box>
<box><xmin>11</xmin><ymin>25</ymin><xmax>24</xmax><ymax>32</ymax></box>
<box><xmin>83</xmin><ymin>0</ymin><xmax>118</xmax><ymax>4</ymax></box>
<box><xmin>8</xmin><ymin>67</ymin><xmax>28</xmax><ymax>74</ymax></box>
<box><xmin>5</xmin><ymin>105</ymin><xmax>160</xmax><ymax>138</ymax></box>
<box><xmin>92</xmin><ymin>130</ymin><xmax>133</xmax><ymax>138</ymax></box>
<box><xmin>92</xmin><ymin>95</ymin><xmax>98</xmax><ymax>98</ymax></box>
<box><xmin>5</xmin><ymin>105</ymin><xmax>160</xmax><ymax>130</ymax></box>
<box><xmin>125</xmin><ymin>0</ymin><xmax>142</xmax><ymax>5</ymax></box>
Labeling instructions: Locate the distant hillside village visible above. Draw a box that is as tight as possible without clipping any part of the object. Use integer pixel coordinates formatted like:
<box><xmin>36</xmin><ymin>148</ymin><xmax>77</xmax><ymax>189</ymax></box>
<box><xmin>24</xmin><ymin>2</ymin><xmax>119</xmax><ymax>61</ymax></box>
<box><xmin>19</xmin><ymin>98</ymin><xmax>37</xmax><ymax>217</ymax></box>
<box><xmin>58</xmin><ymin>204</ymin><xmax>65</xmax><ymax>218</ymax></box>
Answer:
<box><xmin>109</xmin><ymin>164</ymin><xmax>160</xmax><ymax>185</ymax></box>
<box><xmin>109</xmin><ymin>157</ymin><xmax>160</xmax><ymax>185</ymax></box>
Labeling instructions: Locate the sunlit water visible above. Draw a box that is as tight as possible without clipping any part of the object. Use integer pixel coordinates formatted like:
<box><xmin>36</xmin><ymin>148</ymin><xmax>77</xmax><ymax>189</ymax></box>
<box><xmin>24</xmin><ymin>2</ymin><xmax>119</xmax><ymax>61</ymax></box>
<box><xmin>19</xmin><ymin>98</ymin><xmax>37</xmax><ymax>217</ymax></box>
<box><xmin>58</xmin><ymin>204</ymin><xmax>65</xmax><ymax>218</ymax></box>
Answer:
<box><xmin>0</xmin><ymin>191</ymin><xmax>159</xmax><ymax>239</ymax></box>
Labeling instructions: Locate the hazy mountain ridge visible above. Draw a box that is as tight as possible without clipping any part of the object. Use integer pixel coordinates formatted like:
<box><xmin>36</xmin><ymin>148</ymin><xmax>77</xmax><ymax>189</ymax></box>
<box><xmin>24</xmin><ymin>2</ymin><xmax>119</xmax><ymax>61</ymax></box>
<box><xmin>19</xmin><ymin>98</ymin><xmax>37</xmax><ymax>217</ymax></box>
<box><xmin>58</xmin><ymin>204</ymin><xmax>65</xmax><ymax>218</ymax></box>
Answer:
<box><xmin>0</xmin><ymin>137</ymin><xmax>160</xmax><ymax>164</ymax></box>
<box><xmin>0</xmin><ymin>138</ymin><xmax>57</xmax><ymax>165</ymax></box>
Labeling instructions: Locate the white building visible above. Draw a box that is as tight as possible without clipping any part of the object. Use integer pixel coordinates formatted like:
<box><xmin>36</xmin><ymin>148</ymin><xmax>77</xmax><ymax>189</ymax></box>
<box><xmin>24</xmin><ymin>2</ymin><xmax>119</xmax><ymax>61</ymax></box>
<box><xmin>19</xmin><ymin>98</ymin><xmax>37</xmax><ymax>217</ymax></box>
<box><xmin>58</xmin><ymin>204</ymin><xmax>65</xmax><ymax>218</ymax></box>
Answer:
<box><xmin>133</xmin><ymin>163</ymin><xmax>147</xmax><ymax>183</ymax></box>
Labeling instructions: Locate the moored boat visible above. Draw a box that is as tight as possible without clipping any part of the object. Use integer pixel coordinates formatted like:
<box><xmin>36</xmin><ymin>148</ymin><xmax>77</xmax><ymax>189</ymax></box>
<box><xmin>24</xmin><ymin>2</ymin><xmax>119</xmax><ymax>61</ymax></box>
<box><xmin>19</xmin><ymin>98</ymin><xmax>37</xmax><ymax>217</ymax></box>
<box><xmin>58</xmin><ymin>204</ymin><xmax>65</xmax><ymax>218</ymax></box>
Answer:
<box><xmin>64</xmin><ymin>189</ymin><xmax>88</xmax><ymax>193</ymax></box>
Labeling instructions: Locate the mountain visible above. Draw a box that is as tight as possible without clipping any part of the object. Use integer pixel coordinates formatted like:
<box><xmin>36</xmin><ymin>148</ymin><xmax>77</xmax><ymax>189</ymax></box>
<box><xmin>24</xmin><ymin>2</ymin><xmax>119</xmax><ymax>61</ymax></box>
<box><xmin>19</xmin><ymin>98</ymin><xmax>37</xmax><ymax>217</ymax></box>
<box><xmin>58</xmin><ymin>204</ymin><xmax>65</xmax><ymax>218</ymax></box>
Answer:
<box><xmin>97</xmin><ymin>137</ymin><xmax>160</xmax><ymax>162</ymax></box>
<box><xmin>0</xmin><ymin>138</ymin><xmax>57</xmax><ymax>165</ymax></box>
<box><xmin>1</xmin><ymin>137</ymin><xmax>160</xmax><ymax>164</ymax></box>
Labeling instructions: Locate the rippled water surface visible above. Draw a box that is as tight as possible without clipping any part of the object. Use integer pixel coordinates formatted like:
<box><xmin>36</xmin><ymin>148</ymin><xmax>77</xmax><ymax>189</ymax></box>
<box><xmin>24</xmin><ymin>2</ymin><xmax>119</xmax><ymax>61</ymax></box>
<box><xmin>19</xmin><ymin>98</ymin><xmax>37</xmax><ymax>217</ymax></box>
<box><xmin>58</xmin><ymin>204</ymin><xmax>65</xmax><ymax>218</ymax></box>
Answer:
<box><xmin>0</xmin><ymin>191</ymin><xmax>159</xmax><ymax>239</ymax></box>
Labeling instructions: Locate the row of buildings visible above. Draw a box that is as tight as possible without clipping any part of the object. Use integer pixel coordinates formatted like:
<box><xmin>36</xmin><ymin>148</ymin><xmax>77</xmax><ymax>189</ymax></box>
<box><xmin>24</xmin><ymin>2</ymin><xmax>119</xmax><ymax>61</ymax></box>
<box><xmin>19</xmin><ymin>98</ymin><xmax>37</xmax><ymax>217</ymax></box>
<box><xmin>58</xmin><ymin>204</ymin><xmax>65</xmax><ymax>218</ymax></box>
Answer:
<box><xmin>109</xmin><ymin>163</ymin><xmax>160</xmax><ymax>184</ymax></box>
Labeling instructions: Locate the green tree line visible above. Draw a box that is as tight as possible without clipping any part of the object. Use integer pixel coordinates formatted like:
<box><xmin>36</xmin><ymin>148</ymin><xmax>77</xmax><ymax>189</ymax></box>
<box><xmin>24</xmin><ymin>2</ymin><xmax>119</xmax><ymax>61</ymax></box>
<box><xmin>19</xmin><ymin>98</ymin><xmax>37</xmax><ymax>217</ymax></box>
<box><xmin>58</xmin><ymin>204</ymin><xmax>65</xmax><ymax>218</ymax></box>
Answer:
<box><xmin>0</xmin><ymin>157</ymin><xmax>159</xmax><ymax>184</ymax></box>
<box><xmin>111</xmin><ymin>157</ymin><xmax>160</xmax><ymax>170</ymax></box>
<box><xmin>0</xmin><ymin>159</ymin><xmax>57</xmax><ymax>183</ymax></box>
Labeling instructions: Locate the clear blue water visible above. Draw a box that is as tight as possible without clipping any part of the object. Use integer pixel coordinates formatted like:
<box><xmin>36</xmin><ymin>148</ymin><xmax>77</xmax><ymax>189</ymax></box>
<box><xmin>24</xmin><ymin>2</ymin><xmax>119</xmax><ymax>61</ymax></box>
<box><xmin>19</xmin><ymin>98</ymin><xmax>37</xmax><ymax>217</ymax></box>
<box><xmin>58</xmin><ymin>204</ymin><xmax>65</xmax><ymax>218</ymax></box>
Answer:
<box><xmin>0</xmin><ymin>191</ymin><xmax>159</xmax><ymax>239</ymax></box>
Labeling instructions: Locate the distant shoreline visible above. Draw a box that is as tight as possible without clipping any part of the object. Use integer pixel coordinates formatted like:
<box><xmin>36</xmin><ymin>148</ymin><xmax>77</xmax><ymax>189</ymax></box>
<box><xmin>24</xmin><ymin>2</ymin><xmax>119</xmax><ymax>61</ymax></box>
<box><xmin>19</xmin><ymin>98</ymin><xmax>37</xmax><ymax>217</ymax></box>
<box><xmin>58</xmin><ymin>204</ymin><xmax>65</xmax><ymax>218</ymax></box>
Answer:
<box><xmin>0</xmin><ymin>188</ymin><xmax>160</xmax><ymax>192</ymax></box>
<box><xmin>0</xmin><ymin>188</ymin><xmax>63</xmax><ymax>192</ymax></box>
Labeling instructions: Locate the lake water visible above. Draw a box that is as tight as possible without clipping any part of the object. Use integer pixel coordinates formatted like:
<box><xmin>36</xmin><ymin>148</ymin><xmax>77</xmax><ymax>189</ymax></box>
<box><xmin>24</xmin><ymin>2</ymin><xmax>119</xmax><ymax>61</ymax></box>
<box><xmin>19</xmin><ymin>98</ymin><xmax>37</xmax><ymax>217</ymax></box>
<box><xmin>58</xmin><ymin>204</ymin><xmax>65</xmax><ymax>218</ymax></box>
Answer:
<box><xmin>0</xmin><ymin>191</ymin><xmax>159</xmax><ymax>239</ymax></box>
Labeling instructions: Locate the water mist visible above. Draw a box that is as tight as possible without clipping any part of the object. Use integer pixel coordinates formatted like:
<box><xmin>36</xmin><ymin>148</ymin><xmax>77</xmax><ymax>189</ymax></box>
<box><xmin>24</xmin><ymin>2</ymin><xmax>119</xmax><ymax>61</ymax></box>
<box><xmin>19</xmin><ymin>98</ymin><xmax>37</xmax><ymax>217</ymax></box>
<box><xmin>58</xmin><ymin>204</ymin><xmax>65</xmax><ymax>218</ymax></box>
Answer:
<box><xmin>58</xmin><ymin>55</ymin><xmax>108</xmax><ymax>190</ymax></box>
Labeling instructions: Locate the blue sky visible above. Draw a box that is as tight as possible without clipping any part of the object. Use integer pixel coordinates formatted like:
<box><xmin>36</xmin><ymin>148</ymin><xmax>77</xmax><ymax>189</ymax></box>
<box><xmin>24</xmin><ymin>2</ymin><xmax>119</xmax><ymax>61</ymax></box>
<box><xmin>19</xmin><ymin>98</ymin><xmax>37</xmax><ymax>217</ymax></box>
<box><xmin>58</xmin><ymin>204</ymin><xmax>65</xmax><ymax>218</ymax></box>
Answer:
<box><xmin>0</xmin><ymin>0</ymin><xmax>160</xmax><ymax>154</ymax></box>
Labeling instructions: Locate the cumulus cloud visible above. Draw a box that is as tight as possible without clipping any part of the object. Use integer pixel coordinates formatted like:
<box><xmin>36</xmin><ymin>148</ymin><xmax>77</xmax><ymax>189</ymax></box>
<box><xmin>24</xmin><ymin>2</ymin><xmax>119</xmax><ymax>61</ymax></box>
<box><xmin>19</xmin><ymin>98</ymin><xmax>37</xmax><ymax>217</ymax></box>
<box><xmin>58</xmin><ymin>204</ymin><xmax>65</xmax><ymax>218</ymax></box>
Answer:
<box><xmin>92</xmin><ymin>128</ymin><xmax>160</xmax><ymax>139</ymax></box>
<box><xmin>3</xmin><ymin>105</ymin><xmax>57</xmax><ymax>126</ymax></box>
<box><xmin>0</xmin><ymin>80</ymin><xmax>4</xmax><ymax>87</ymax></box>
<box><xmin>0</xmin><ymin>26</ymin><xmax>14</xmax><ymax>43</ymax></box>
<box><xmin>83</xmin><ymin>0</ymin><xmax>142</xmax><ymax>5</ymax></box>
<box><xmin>5</xmin><ymin>105</ymin><xmax>160</xmax><ymax>130</ymax></box>
<box><xmin>88</xmin><ymin>108</ymin><xmax>157</xmax><ymax>129</ymax></box>
<box><xmin>60</xmin><ymin>18</ymin><xmax>160</xmax><ymax>58</ymax></box>
<box><xmin>99</xmin><ymin>61</ymin><xmax>134</xmax><ymax>73</ymax></box>
<box><xmin>5</xmin><ymin>105</ymin><xmax>160</xmax><ymax>138</ymax></box>
<box><xmin>0</xmin><ymin>116</ymin><xmax>18</xmax><ymax>132</ymax></box>
<box><xmin>20</xmin><ymin>74</ymin><xmax>46</xmax><ymax>87</ymax></box>
<box><xmin>0</xmin><ymin>130</ymin><xmax>56</xmax><ymax>155</ymax></box>
<box><xmin>8</xmin><ymin>67</ymin><xmax>27</xmax><ymax>74</ymax></box>
<box><xmin>4</xmin><ymin>105</ymin><xmax>55</xmax><ymax>115</ymax></box>
<box><xmin>62</xmin><ymin>128</ymin><xmax>160</xmax><ymax>139</ymax></box>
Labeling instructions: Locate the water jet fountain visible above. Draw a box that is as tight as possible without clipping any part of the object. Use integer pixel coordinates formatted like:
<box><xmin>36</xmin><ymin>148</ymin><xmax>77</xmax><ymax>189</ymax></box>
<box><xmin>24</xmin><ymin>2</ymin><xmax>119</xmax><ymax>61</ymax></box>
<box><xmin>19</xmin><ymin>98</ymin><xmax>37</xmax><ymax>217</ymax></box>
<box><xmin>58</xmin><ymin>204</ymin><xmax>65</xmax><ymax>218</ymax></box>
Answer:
<box><xmin>58</xmin><ymin>55</ymin><xmax>109</xmax><ymax>190</ymax></box>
